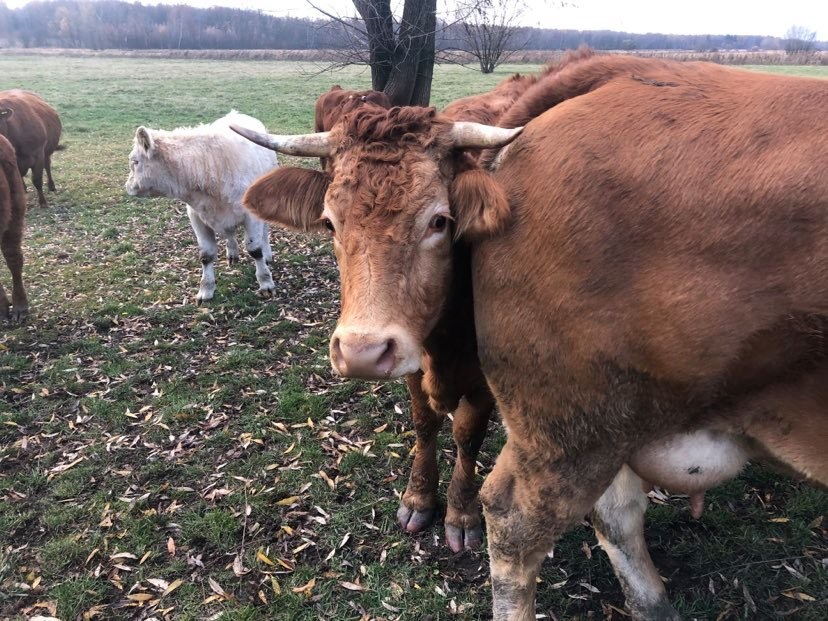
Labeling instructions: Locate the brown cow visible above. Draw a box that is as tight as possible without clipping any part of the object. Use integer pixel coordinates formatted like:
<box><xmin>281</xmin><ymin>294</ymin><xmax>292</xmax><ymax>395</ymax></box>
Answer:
<box><xmin>0</xmin><ymin>133</ymin><xmax>28</xmax><ymax>322</ymax></box>
<box><xmin>234</xmin><ymin>54</ymin><xmax>828</xmax><ymax>620</ymax></box>
<box><xmin>0</xmin><ymin>90</ymin><xmax>63</xmax><ymax>208</ymax></box>
<box><xmin>441</xmin><ymin>46</ymin><xmax>594</xmax><ymax>126</ymax></box>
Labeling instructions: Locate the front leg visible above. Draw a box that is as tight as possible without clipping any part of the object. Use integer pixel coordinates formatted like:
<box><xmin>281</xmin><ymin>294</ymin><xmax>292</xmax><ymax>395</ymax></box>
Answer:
<box><xmin>242</xmin><ymin>215</ymin><xmax>275</xmax><ymax>297</ymax></box>
<box><xmin>397</xmin><ymin>372</ymin><xmax>444</xmax><ymax>533</ymax></box>
<box><xmin>186</xmin><ymin>206</ymin><xmax>218</xmax><ymax>303</ymax></box>
<box><xmin>444</xmin><ymin>387</ymin><xmax>493</xmax><ymax>552</ymax></box>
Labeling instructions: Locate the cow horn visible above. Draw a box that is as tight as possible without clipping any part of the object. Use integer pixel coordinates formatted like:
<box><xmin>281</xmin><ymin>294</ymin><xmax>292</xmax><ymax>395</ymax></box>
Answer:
<box><xmin>449</xmin><ymin>122</ymin><xmax>524</xmax><ymax>149</ymax></box>
<box><xmin>230</xmin><ymin>125</ymin><xmax>335</xmax><ymax>157</ymax></box>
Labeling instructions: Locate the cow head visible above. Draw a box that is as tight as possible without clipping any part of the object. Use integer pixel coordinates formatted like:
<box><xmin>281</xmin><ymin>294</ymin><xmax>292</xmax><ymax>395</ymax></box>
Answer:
<box><xmin>233</xmin><ymin>107</ymin><xmax>521</xmax><ymax>379</ymax></box>
<box><xmin>125</xmin><ymin>126</ymin><xmax>169</xmax><ymax>198</ymax></box>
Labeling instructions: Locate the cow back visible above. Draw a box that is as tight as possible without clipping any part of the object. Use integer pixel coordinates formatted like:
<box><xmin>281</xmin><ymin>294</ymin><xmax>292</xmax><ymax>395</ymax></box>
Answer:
<box><xmin>0</xmin><ymin>90</ymin><xmax>50</xmax><ymax>161</ymax></box>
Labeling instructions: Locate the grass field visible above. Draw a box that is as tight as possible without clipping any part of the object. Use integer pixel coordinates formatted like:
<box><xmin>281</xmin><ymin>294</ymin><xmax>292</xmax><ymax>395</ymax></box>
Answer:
<box><xmin>0</xmin><ymin>56</ymin><xmax>827</xmax><ymax>621</ymax></box>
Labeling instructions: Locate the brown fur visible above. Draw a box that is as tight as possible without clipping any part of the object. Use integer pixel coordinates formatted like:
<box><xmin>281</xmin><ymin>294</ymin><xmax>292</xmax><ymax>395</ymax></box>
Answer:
<box><xmin>245</xmin><ymin>52</ymin><xmax>828</xmax><ymax>619</ymax></box>
<box><xmin>244</xmin><ymin>167</ymin><xmax>330</xmax><ymax>233</ymax></box>
<box><xmin>441</xmin><ymin>46</ymin><xmax>595</xmax><ymax>126</ymax></box>
<box><xmin>0</xmin><ymin>134</ymin><xmax>28</xmax><ymax>321</ymax></box>
<box><xmin>472</xmin><ymin>55</ymin><xmax>828</xmax><ymax>618</ymax></box>
<box><xmin>0</xmin><ymin>90</ymin><xmax>62</xmax><ymax>208</ymax></box>
<box><xmin>314</xmin><ymin>85</ymin><xmax>391</xmax><ymax>171</ymax></box>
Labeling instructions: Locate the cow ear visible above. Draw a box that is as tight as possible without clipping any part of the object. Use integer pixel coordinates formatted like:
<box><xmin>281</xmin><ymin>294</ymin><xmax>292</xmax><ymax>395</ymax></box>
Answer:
<box><xmin>135</xmin><ymin>126</ymin><xmax>154</xmax><ymax>153</ymax></box>
<box><xmin>0</xmin><ymin>108</ymin><xmax>12</xmax><ymax>120</ymax></box>
<box><xmin>450</xmin><ymin>169</ymin><xmax>511</xmax><ymax>240</ymax></box>
<box><xmin>244</xmin><ymin>167</ymin><xmax>330</xmax><ymax>233</ymax></box>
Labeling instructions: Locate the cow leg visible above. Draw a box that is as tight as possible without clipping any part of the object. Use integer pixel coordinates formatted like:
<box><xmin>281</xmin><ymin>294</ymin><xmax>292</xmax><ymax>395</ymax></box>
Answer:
<box><xmin>45</xmin><ymin>154</ymin><xmax>56</xmax><ymax>192</ymax></box>
<box><xmin>186</xmin><ymin>206</ymin><xmax>218</xmax><ymax>303</ymax></box>
<box><xmin>261</xmin><ymin>223</ymin><xmax>273</xmax><ymax>264</ymax></box>
<box><xmin>732</xmin><ymin>364</ymin><xmax>828</xmax><ymax>486</ymax></box>
<box><xmin>444</xmin><ymin>387</ymin><xmax>493</xmax><ymax>552</ymax></box>
<box><xmin>397</xmin><ymin>371</ymin><xmax>443</xmax><ymax>533</ymax></box>
<box><xmin>242</xmin><ymin>215</ymin><xmax>275</xmax><ymax>297</ymax></box>
<box><xmin>225</xmin><ymin>235</ymin><xmax>240</xmax><ymax>265</ymax></box>
<box><xmin>30</xmin><ymin>152</ymin><xmax>47</xmax><ymax>208</ymax></box>
<box><xmin>482</xmin><ymin>441</ymin><xmax>621</xmax><ymax>621</ymax></box>
<box><xmin>0</xmin><ymin>226</ymin><xmax>27</xmax><ymax>322</ymax></box>
<box><xmin>592</xmin><ymin>466</ymin><xmax>680</xmax><ymax>621</ymax></box>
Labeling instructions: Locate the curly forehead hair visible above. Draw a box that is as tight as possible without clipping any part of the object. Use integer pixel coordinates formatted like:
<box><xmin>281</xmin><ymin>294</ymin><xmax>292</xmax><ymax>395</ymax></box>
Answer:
<box><xmin>335</xmin><ymin>105</ymin><xmax>452</xmax><ymax>154</ymax></box>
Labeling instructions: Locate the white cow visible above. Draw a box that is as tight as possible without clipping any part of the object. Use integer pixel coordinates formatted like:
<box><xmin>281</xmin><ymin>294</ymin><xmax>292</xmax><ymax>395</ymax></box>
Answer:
<box><xmin>125</xmin><ymin>111</ymin><xmax>277</xmax><ymax>302</ymax></box>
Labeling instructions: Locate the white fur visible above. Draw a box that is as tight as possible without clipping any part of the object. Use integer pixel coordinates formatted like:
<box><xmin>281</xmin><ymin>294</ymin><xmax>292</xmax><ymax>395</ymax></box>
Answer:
<box><xmin>125</xmin><ymin>111</ymin><xmax>278</xmax><ymax>301</ymax></box>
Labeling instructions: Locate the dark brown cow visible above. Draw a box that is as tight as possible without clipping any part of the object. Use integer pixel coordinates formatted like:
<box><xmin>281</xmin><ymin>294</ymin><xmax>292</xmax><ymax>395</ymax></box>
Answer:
<box><xmin>0</xmin><ymin>90</ymin><xmax>63</xmax><ymax>208</ymax></box>
<box><xmin>0</xmin><ymin>133</ymin><xmax>28</xmax><ymax>321</ymax></box>
<box><xmin>234</xmin><ymin>55</ymin><xmax>828</xmax><ymax>620</ymax></box>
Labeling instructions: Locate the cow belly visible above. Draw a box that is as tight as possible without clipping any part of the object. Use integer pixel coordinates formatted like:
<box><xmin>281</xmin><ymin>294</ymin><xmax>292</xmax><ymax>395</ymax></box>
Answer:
<box><xmin>187</xmin><ymin>195</ymin><xmax>246</xmax><ymax>235</ymax></box>
<box><xmin>629</xmin><ymin>430</ymin><xmax>751</xmax><ymax>495</ymax></box>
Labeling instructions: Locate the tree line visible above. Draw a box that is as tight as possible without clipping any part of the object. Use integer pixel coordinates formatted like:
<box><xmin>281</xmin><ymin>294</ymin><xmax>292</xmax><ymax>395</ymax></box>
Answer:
<box><xmin>0</xmin><ymin>0</ymin><xmax>822</xmax><ymax>53</ymax></box>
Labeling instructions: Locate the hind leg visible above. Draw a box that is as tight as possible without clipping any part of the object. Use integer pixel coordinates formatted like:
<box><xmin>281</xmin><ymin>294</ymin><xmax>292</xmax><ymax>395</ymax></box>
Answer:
<box><xmin>592</xmin><ymin>466</ymin><xmax>680</xmax><ymax>620</ymax></box>
<box><xmin>482</xmin><ymin>440</ymin><xmax>622</xmax><ymax>621</ymax></box>
<box><xmin>31</xmin><ymin>152</ymin><xmax>47</xmax><ymax>208</ymax></box>
<box><xmin>729</xmin><ymin>363</ymin><xmax>828</xmax><ymax>486</ymax></box>
<box><xmin>45</xmin><ymin>154</ymin><xmax>56</xmax><ymax>192</ymax></box>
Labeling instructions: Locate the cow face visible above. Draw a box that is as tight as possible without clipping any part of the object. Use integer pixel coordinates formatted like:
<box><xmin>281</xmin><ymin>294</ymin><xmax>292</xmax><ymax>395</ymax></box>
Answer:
<box><xmin>234</xmin><ymin>108</ymin><xmax>521</xmax><ymax>379</ymax></box>
<box><xmin>125</xmin><ymin>126</ymin><xmax>169</xmax><ymax>198</ymax></box>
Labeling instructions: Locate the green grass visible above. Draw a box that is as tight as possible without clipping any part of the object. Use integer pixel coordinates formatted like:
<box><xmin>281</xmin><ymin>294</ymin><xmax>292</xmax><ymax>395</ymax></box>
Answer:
<box><xmin>0</xmin><ymin>55</ymin><xmax>827</xmax><ymax>620</ymax></box>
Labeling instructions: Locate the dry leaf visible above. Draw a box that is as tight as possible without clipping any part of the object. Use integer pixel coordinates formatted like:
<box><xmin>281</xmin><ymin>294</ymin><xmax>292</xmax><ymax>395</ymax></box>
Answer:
<box><xmin>256</xmin><ymin>549</ymin><xmax>275</xmax><ymax>566</ymax></box>
<box><xmin>340</xmin><ymin>581</ymin><xmax>366</xmax><ymax>591</ymax></box>
<box><xmin>276</xmin><ymin>496</ymin><xmax>300</xmax><ymax>506</ymax></box>
<box><xmin>291</xmin><ymin>577</ymin><xmax>316</xmax><ymax>597</ymax></box>
<box><xmin>162</xmin><ymin>578</ymin><xmax>183</xmax><ymax>597</ymax></box>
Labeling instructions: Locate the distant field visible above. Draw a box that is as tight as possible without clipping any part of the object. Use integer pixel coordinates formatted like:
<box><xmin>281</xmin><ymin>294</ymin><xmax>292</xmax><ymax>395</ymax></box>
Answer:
<box><xmin>0</xmin><ymin>56</ymin><xmax>826</xmax><ymax>621</ymax></box>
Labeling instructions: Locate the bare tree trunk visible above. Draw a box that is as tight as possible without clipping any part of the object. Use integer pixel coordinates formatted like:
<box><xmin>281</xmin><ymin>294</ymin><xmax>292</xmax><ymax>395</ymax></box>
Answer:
<box><xmin>353</xmin><ymin>0</ymin><xmax>394</xmax><ymax>91</ymax></box>
<box><xmin>353</xmin><ymin>0</ymin><xmax>437</xmax><ymax>106</ymax></box>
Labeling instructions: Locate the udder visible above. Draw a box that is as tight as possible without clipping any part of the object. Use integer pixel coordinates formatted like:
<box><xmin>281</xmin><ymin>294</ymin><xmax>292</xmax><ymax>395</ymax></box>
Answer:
<box><xmin>629</xmin><ymin>430</ymin><xmax>753</xmax><ymax>518</ymax></box>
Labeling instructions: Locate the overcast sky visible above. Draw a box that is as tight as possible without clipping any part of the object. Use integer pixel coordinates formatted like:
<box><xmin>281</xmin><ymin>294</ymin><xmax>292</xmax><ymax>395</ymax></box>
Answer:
<box><xmin>4</xmin><ymin>0</ymin><xmax>827</xmax><ymax>39</ymax></box>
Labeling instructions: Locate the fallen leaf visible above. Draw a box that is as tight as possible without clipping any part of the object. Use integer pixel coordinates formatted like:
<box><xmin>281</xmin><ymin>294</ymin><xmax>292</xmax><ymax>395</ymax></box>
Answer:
<box><xmin>340</xmin><ymin>581</ymin><xmax>366</xmax><ymax>591</ymax></box>
<box><xmin>292</xmin><ymin>577</ymin><xmax>316</xmax><ymax>597</ymax></box>
<box><xmin>162</xmin><ymin>578</ymin><xmax>183</xmax><ymax>597</ymax></box>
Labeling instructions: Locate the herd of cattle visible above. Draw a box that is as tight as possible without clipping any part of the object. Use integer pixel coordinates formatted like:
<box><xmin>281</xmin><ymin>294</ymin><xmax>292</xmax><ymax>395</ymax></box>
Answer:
<box><xmin>3</xmin><ymin>48</ymin><xmax>828</xmax><ymax>620</ymax></box>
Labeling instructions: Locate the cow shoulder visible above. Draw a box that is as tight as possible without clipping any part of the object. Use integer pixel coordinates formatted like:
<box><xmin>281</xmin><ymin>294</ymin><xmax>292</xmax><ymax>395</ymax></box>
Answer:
<box><xmin>243</xmin><ymin>167</ymin><xmax>329</xmax><ymax>233</ymax></box>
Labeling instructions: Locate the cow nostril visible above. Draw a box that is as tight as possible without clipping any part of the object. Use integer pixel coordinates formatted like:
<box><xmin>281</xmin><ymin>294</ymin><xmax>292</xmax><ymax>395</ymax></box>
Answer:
<box><xmin>376</xmin><ymin>338</ymin><xmax>397</xmax><ymax>374</ymax></box>
<box><xmin>331</xmin><ymin>336</ymin><xmax>343</xmax><ymax>362</ymax></box>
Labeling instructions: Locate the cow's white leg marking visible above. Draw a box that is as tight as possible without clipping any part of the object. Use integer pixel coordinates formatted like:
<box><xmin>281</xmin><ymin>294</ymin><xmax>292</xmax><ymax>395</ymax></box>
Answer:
<box><xmin>592</xmin><ymin>466</ymin><xmax>681</xmax><ymax>621</ymax></box>
<box><xmin>186</xmin><ymin>205</ymin><xmax>218</xmax><ymax>303</ymax></box>
<box><xmin>243</xmin><ymin>214</ymin><xmax>275</xmax><ymax>296</ymax></box>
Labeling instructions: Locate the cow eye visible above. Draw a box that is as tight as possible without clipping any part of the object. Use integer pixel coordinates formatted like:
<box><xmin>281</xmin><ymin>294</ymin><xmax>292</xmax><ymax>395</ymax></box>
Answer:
<box><xmin>323</xmin><ymin>218</ymin><xmax>335</xmax><ymax>233</ymax></box>
<box><xmin>429</xmin><ymin>215</ymin><xmax>448</xmax><ymax>232</ymax></box>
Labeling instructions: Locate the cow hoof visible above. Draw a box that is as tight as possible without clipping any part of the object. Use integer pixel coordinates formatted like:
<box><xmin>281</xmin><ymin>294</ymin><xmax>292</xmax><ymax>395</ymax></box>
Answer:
<box><xmin>631</xmin><ymin>598</ymin><xmax>682</xmax><ymax>621</ymax></box>
<box><xmin>445</xmin><ymin>522</ymin><xmax>484</xmax><ymax>553</ymax></box>
<box><xmin>9</xmin><ymin>307</ymin><xmax>29</xmax><ymax>323</ymax></box>
<box><xmin>257</xmin><ymin>287</ymin><xmax>275</xmax><ymax>299</ymax></box>
<box><xmin>397</xmin><ymin>502</ymin><xmax>436</xmax><ymax>534</ymax></box>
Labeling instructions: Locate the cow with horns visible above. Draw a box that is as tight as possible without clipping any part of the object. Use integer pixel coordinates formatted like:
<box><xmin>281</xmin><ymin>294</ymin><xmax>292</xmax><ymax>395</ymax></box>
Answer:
<box><xmin>232</xmin><ymin>54</ymin><xmax>828</xmax><ymax>620</ymax></box>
